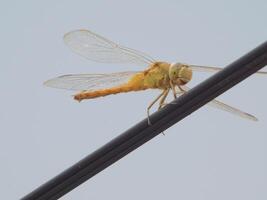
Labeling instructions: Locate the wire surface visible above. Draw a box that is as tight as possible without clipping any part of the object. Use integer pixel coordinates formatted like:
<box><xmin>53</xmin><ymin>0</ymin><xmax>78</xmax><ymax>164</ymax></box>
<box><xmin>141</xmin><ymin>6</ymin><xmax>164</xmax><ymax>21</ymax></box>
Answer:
<box><xmin>21</xmin><ymin>41</ymin><xmax>267</xmax><ymax>200</ymax></box>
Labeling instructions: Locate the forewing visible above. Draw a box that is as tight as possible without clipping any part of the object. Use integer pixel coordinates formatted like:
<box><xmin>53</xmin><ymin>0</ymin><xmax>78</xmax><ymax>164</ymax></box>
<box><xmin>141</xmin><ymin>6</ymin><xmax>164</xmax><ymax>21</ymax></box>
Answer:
<box><xmin>189</xmin><ymin>65</ymin><xmax>223</xmax><ymax>72</ymax></box>
<box><xmin>180</xmin><ymin>85</ymin><xmax>258</xmax><ymax>121</ymax></box>
<box><xmin>44</xmin><ymin>71</ymin><xmax>139</xmax><ymax>91</ymax></box>
<box><xmin>189</xmin><ymin>65</ymin><xmax>267</xmax><ymax>75</ymax></box>
<box><xmin>64</xmin><ymin>29</ymin><xmax>156</xmax><ymax>66</ymax></box>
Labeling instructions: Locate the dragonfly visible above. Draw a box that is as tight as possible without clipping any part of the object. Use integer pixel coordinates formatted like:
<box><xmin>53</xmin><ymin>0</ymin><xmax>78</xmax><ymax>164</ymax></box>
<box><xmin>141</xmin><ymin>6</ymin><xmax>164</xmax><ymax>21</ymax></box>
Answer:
<box><xmin>44</xmin><ymin>29</ymin><xmax>267</xmax><ymax>123</ymax></box>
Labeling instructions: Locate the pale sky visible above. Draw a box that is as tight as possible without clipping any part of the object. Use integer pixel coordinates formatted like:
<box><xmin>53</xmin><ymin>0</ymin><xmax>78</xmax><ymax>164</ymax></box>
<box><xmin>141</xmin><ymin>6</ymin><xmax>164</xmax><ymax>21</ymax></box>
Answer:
<box><xmin>1</xmin><ymin>1</ymin><xmax>267</xmax><ymax>199</ymax></box>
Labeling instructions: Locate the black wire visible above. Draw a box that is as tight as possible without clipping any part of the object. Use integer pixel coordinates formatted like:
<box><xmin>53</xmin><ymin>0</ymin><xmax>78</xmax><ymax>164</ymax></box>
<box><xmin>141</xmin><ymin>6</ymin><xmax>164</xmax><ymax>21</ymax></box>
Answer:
<box><xmin>21</xmin><ymin>41</ymin><xmax>267</xmax><ymax>200</ymax></box>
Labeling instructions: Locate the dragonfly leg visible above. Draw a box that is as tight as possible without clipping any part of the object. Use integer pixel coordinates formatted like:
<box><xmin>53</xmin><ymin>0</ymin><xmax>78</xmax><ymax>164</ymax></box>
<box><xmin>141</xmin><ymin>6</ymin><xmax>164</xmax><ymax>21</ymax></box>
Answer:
<box><xmin>158</xmin><ymin>88</ymin><xmax>170</xmax><ymax>110</ymax></box>
<box><xmin>178</xmin><ymin>85</ymin><xmax>186</xmax><ymax>92</ymax></box>
<box><xmin>170</xmin><ymin>81</ymin><xmax>177</xmax><ymax>99</ymax></box>
<box><xmin>157</xmin><ymin>89</ymin><xmax>170</xmax><ymax>136</ymax></box>
<box><xmin>170</xmin><ymin>85</ymin><xmax>186</xmax><ymax>102</ymax></box>
<box><xmin>147</xmin><ymin>89</ymin><xmax>167</xmax><ymax>125</ymax></box>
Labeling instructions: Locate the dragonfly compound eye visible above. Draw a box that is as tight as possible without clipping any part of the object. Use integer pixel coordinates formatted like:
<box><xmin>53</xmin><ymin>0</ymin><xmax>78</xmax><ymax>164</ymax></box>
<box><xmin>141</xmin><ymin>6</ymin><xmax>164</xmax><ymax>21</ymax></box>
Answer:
<box><xmin>169</xmin><ymin>63</ymin><xmax>182</xmax><ymax>80</ymax></box>
<box><xmin>179</xmin><ymin>66</ymin><xmax>192</xmax><ymax>84</ymax></box>
<box><xmin>169</xmin><ymin>63</ymin><xmax>192</xmax><ymax>85</ymax></box>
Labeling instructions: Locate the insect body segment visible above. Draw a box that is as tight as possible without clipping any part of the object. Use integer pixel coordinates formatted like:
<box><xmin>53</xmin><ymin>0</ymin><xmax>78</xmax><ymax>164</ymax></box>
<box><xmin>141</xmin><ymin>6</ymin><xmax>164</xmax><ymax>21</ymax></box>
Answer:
<box><xmin>142</xmin><ymin>62</ymin><xmax>171</xmax><ymax>89</ymax></box>
<box><xmin>74</xmin><ymin>84</ymin><xmax>147</xmax><ymax>101</ymax></box>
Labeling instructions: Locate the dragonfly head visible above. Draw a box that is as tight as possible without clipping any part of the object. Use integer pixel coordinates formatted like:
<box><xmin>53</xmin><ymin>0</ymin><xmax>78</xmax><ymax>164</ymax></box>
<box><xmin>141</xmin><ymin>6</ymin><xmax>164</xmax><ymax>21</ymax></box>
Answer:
<box><xmin>169</xmin><ymin>63</ymin><xmax>192</xmax><ymax>85</ymax></box>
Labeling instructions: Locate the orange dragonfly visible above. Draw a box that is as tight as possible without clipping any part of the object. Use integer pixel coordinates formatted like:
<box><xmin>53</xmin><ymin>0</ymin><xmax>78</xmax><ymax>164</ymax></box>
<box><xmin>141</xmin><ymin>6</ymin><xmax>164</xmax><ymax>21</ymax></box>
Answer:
<box><xmin>44</xmin><ymin>29</ymin><xmax>267</xmax><ymax>123</ymax></box>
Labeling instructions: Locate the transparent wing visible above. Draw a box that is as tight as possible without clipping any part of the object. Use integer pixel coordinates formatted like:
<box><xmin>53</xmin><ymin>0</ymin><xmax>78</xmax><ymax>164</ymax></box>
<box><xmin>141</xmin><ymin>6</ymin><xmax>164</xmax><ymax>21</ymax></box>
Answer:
<box><xmin>44</xmin><ymin>71</ymin><xmax>139</xmax><ymax>91</ymax></box>
<box><xmin>207</xmin><ymin>99</ymin><xmax>258</xmax><ymax>121</ymax></box>
<box><xmin>189</xmin><ymin>65</ymin><xmax>267</xmax><ymax>75</ymax></box>
<box><xmin>180</xmin><ymin>85</ymin><xmax>258</xmax><ymax>121</ymax></box>
<box><xmin>64</xmin><ymin>29</ymin><xmax>156</xmax><ymax>66</ymax></box>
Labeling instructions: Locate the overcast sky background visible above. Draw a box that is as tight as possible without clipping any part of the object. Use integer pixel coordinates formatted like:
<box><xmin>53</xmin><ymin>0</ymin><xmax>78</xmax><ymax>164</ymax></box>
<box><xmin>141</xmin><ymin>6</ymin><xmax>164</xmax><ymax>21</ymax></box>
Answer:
<box><xmin>1</xmin><ymin>1</ymin><xmax>267</xmax><ymax>199</ymax></box>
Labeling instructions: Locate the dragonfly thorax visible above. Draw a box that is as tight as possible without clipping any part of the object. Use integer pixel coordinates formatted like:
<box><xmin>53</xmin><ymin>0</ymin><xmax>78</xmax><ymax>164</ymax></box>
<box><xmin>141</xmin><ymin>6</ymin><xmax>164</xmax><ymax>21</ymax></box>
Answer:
<box><xmin>169</xmin><ymin>63</ymin><xmax>192</xmax><ymax>85</ymax></box>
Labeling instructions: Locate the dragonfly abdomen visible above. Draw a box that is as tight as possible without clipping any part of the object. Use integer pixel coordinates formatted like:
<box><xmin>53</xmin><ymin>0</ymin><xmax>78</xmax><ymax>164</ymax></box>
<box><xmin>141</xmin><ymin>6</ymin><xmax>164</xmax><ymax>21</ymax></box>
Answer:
<box><xmin>74</xmin><ymin>84</ymin><xmax>148</xmax><ymax>101</ymax></box>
